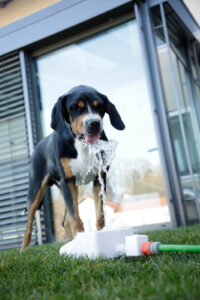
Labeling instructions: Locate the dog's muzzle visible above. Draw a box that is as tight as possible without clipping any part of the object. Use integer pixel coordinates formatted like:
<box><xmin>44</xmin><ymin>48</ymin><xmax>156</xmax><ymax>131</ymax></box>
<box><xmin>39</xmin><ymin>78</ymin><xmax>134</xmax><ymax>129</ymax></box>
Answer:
<box><xmin>83</xmin><ymin>115</ymin><xmax>102</xmax><ymax>144</ymax></box>
<box><xmin>85</xmin><ymin>118</ymin><xmax>101</xmax><ymax>135</ymax></box>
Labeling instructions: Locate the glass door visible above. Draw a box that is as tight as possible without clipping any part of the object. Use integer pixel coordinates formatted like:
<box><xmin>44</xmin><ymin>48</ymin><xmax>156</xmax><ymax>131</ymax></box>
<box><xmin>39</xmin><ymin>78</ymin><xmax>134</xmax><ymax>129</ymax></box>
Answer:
<box><xmin>35</xmin><ymin>19</ymin><xmax>172</xmax><ymax>240</ymax></box>
<box><xmin>151</xmin><ymin>3</ymin><xmax>200</xmax><ymax>224</ymax></box>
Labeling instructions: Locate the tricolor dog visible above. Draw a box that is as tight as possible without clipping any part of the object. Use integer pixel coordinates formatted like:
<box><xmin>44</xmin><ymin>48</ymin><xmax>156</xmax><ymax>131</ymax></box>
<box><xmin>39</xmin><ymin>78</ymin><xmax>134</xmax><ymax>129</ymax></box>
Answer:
<box><xmin>21</xmin><ymin>85</ymin><xmax>125</xmax><ymax>250</ymax></box>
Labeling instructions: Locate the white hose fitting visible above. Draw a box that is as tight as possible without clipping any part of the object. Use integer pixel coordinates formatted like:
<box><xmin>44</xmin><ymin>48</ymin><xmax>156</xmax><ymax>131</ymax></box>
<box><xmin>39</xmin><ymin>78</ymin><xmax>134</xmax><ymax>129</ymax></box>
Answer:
<box><xmin>115</xmin><ymin>235</ymin><xmax>149</xmax><ymax>257</ymax></box>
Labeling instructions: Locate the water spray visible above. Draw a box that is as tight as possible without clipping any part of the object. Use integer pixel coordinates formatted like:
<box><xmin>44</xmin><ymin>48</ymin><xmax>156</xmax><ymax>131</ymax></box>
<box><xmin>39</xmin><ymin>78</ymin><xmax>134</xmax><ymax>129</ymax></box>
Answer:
<box><xmin>80</xmin><ymin>139</ymin><xmax>118</xmax><ymax>226</ymax></box>
<box><xmin>60</xmin><ymin>228</ymin><xmax>200</xmax><ymax>258</ymax></box>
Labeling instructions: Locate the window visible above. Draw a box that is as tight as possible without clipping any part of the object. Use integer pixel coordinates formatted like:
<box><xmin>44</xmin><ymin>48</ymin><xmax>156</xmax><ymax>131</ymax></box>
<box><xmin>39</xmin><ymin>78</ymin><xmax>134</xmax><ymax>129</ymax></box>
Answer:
<box><xmin>35</xmin><ymin>20</ymin><xmax>170</xmax><ymax>240</ymax></box>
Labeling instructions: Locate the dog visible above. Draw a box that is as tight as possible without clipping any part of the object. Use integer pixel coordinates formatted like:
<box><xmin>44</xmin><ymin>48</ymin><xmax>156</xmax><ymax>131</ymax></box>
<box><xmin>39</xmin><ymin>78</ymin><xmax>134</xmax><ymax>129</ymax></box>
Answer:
<box><xmin>21</xmin><ymin>85</ymin><xmax>125</xmax><ymax>250</ymax></box>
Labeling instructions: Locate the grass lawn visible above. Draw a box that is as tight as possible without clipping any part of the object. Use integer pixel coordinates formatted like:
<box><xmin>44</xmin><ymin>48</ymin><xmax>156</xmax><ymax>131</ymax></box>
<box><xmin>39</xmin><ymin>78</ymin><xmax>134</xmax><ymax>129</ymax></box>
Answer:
<box><xmin>0</xmin><ymin>225</ymin><xmax>200</xmax><ymax>300</ymax></box>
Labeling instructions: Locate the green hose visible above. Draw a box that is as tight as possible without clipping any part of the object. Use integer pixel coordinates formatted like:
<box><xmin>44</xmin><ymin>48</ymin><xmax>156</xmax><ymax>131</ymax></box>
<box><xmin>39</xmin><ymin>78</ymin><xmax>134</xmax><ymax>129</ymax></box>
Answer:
<box><xmin>158</xmin><ymin>244</ymin><xmax>200</xmax><ymax>253</ymax></box>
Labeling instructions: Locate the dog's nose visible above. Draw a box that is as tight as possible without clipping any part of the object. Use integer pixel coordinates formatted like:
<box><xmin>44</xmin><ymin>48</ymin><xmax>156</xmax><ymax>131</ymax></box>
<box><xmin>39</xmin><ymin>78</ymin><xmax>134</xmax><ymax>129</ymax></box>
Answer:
<box><xmin>87</xmin><ymin>119</ymin><xmax>100</xmax><ymax>128</ymax></box>
<box><xmin>85</xmin><ymin>119</ymin><xmax>101</xmax><ymax>133</ymax></box>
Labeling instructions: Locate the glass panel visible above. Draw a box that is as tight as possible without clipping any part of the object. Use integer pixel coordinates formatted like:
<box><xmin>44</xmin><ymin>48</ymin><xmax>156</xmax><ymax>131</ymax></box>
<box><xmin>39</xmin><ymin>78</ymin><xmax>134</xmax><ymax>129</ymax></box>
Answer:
<box><xmin>152</xmin><ymin>7</ymin><xmax>200</xmax><ymax>224</ymax></box>
<box><xmin>189</xmin><ymin>44</ymin><xmax>200</xmax><ymax>125</ymax></box>
<box><xmin>188</xmin><ymin>48</ymin><xmax>198</xmax><ymax>81</ymax></box>
<box><xmin>36</xmin><ymin>20</ymin><xmax>170</xmax><ymax>240</ymax></box>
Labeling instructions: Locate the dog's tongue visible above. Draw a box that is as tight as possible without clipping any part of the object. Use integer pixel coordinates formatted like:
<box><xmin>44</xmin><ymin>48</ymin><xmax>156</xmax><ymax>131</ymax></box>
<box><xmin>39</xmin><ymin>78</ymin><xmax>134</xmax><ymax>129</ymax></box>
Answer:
<box><xmin>84</xmin><ymin>134</ymin><xmax>100</xmax><ymax>144</ymax></box>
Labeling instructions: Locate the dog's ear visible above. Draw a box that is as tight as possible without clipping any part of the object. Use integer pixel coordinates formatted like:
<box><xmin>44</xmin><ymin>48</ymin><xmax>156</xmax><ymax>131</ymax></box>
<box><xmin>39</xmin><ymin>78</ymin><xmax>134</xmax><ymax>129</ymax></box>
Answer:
<box><xmin>51</xmin><ymin>95</ymin><xmax>78</xmax><ymax>158</ymax></box>
<box><xmin>51</xmin><ymin>95</ymin><xmax>70</xmax><ymax>135</ymax></box>
<box><xmin>101</xmin><ymin>94</ymin><xmax>125</xmax><ymax>130</ymax></box>
<box><xmin>51</xmin><ymin>95</ymin><xmax>77</xmax><ymax>158</ymax></box>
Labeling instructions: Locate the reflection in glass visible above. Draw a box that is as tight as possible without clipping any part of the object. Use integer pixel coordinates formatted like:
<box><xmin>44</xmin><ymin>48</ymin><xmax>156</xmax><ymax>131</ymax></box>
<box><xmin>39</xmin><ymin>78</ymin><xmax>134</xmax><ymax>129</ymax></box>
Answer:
<box><xmin>36</xmin><ymin>20</ymin><xmax>170</xmax><ymax>240</ymax></box>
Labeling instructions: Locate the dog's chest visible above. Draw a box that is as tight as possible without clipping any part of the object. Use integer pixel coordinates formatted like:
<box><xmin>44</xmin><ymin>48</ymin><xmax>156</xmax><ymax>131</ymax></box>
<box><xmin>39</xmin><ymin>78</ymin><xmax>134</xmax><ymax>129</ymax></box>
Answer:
<box><xmin>70</xmin><ymin>140</ymin><xmax>99</xmax><ymax>185</ymax></box>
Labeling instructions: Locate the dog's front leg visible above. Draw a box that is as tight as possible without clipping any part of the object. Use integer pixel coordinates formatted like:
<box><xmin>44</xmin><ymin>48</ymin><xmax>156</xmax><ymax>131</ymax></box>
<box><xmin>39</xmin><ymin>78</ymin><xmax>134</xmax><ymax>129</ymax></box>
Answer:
<box><xmin>60</xmin><ymin>178</ymin><xmax>84</xmax><ymax>238</ymax></box>
<box><xmin>93</xmin><ymin>172</ymin><xmax>106</xmax><ymax>230</ymax></box>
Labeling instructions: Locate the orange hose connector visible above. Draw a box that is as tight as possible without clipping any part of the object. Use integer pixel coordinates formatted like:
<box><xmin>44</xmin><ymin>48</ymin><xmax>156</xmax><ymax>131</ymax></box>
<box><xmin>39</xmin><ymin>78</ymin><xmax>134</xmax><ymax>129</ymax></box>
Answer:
<box><xmin>141</xmin><ymin>241</ymin><xmax>153</xmax><ymax>255</ymax></box>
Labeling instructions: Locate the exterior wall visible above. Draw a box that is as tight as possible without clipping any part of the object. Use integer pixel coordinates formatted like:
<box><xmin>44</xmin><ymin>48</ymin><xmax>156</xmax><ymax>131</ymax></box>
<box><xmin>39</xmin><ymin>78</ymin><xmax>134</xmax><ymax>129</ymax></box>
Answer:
<box><xmin>0</xmin><ymin>0</ymin><xmax>199</xmax><ymax>29</ymax></box>
<box><xmin>0</xmin><ymin>0</ymin><xmax>61</xmax><ymax>28</ymax></box>
<box><xmin>0</xmin><ymin>0</ymin><xmax>200</xmax><ymax>249</ymax></box>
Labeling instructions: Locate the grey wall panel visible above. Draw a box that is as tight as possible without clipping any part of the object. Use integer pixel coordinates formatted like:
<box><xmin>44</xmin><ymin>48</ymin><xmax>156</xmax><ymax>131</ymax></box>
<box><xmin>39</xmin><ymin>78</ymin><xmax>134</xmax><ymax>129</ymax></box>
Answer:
<box><xmin>0</xmin><ymin>52</ymin><xmax>37</xmax><ymax>250</ymax></box>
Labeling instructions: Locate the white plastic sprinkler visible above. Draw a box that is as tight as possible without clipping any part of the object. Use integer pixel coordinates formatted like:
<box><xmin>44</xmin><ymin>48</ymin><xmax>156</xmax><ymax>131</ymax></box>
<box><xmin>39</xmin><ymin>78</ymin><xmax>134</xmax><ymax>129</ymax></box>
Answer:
<box><xmin>59</xmin><ymin>228</ymin><xmax>149</xmax><ymax>259</ymax></box>
<box><xmin>60</xmin><ymin>227</ymin><xmax>200</xmax><ymax>259</ymax></box>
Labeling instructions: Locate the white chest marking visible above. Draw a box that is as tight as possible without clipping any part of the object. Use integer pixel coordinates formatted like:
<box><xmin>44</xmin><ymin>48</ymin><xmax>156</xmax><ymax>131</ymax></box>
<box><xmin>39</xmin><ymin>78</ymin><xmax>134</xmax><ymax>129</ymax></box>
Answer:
<box><xmin>70</xmin><ymin>140</ymin><xmax>99</xmax><ymax>185</ymax></box>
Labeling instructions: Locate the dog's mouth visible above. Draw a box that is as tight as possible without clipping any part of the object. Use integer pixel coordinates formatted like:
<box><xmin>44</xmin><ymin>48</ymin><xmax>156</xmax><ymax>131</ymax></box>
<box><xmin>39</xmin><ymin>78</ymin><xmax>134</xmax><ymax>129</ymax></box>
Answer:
<box><xmin>84</xmin><ymin>134</ymin><xmax>100</xmax><ymax>144</ymax></box>
<box><xmin>77</xmin><ymin>133</ymin><xmax>100</xmax><ymax>144</ymax></box>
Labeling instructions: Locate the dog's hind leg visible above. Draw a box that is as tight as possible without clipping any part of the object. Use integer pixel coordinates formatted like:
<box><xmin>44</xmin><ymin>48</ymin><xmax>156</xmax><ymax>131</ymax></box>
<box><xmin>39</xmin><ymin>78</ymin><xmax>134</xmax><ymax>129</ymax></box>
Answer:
<box><xmin>21</xmin><ymin>175</ymin><xmax>50</xmax><ymax>251</ymax></box>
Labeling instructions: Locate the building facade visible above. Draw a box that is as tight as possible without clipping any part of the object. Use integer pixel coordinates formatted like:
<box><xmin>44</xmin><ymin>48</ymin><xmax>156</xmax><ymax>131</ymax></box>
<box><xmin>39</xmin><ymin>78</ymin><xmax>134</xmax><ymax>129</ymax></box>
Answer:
<box><xmin>0</xmin><ymin>0</ymin><xmax>200</xmax><ymax>249</ymax></box>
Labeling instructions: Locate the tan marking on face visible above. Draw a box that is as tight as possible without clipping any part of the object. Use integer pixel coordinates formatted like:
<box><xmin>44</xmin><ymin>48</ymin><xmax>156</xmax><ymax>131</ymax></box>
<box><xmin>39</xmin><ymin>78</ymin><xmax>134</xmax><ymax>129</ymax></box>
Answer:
<box><xmin>70</xmin><ymin>114</ymin><xmax>86</xmax><ymax>136</ymax></box>
<box><xmin>93</xmin><ymin>100</ymin><xmax>99</xmax><ymax>107</ymax></box>
<box><xmin>78</xmin><ymin>101</ymin><xmax>85</xmax><ymax>108</ymax></box>
<box><xmin>60</xmin><ymin>158</ymin><xmax>73</xmax><ymax>178</ymax></box>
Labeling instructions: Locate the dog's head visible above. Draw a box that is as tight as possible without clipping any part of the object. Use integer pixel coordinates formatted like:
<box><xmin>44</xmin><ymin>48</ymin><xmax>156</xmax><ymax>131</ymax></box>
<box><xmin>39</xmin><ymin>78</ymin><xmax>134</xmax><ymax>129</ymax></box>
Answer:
<box><xmin>51</xmin><ymin>85</ymin><xmax>125</xmax><ymax>155</ymax></box>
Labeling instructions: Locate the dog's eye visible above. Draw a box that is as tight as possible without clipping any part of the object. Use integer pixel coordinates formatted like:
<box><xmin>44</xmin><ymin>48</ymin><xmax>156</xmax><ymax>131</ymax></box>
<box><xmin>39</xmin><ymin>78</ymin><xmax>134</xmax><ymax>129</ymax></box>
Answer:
<box><xmin>77</xmin><ymin>101</ymin><xmax>85</xmax><ymax>108</ymax></box>
<box><xmin>93</xmin><ymin>101</ymin><xmax>99</xmax><ymax>107</ymax></box>
<box><xmin>69</xmin><ymin>103</ymin><xmax>85</xmax><ymax>113</ymax></box>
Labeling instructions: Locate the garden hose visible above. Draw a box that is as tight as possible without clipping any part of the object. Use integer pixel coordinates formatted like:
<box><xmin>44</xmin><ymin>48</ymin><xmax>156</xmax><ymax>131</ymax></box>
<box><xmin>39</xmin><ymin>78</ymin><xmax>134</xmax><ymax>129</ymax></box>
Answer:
<box><xmin>141</xmin><ymin>241</ymin><xmax>200</xmax><ymax>255</ymax></box>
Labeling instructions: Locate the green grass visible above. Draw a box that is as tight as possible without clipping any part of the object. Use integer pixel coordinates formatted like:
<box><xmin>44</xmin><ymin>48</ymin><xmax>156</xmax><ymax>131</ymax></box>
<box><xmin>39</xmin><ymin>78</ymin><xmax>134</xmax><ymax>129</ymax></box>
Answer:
<box><xmin>1</xmin><ymin>225</ymin><xmax>200</xmax><ymax>300</ymax></box>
